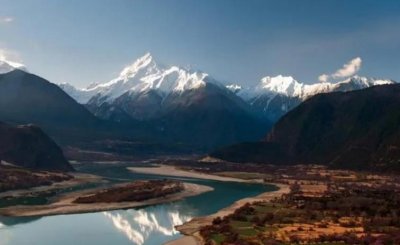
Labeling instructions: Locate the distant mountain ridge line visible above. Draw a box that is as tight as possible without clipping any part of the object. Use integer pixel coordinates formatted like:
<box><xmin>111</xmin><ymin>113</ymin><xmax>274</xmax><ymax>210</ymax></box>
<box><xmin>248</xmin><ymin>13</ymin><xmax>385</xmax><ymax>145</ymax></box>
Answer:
<box><xmin>0</xmin><ymin>64</ymin><xmax>267</xmax><ymax>150</ymax></box>
<box><xmin>1</xmin><ymin>54</ymin><xmax>396</xmax><ymax>105</ymax></box>
<box><xmin>0</xmin><ymin>54</ymin><xmax>397</xmax><ymax>150</ymax></box>
<box><xmin>55</xmin><ymin>53</ymin><xmax>395</xmax><ymax>123</ymax></box>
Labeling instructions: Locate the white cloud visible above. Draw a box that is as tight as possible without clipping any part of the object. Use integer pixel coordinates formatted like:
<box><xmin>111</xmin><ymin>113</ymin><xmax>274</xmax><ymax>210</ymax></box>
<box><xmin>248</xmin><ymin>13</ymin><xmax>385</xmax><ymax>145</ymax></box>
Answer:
<box><xmin>0</xmin><ymin>50</ymin><xmax>6</xmax><ymax>60</ymax></box>
<box><xmin>318</xmin><ymin>74</ymin><xmax>329</xmax><ymax>83</ymax></box>
<box><xmin>318</xmin><ymin>57</ymin><xmax>362</xmax><ymax>83</ymax></box>
<box><xmin>0</xmin><ymin>48</ymin><xmax>26</xmax><ymax>70</ymax></box>
<box><xmin>0</xmin><ymin>17</ymin><xmax>13</xmax><ymax>24</ymax></box>
<box><xmin>332</xmin><ymin>57</ymin><xmax>362</xmax><ymax>78</ymax></box>
<box><xmin>0</xmin><ymin>49</ymin><xmax>13</xmax><ymax>61</ymax></box>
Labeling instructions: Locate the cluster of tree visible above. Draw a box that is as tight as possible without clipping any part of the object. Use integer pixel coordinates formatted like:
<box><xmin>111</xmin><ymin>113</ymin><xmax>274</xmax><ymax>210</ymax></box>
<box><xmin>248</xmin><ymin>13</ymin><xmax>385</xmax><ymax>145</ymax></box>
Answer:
<box><xmin>199</xmin><ymin>181</ymin><xmax>400</xmax><ymax>244</ymax></box>
<box><xmin>293</xmin><ymin>184</ymin><xmax>400</xmax><ymax>228</ymax></box>
<box><xmin>73</xmin><ymin>179</ymin><xmax>184</xmax><ymax>203</ymax></box>
<box><xmin>0</xmin><ymin>165</ymin><xmax>72</xmax><ymax>192</ymax></box>
<box><xmin>315</xmin><ymin>232</ymin><xmax>400</xmax><ymax>244</ymax></box>
<box><xmin>200</xmin><ymin>203</ymin><xmax>272</xmax><ymax>245</ymax></box>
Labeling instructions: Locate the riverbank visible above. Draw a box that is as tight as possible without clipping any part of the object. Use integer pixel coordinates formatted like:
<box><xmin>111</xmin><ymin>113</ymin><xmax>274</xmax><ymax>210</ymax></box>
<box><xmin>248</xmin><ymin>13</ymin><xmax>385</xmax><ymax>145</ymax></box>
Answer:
<box><xmin>170</xmin><ymin>183</ymin><xmax>289</xmax><ymax>245</ymax></box>
<box><xmin>0</xmin><ymin>182</ymin><xmax>213</xmax><ymax>217</ymax></box>
<box><xmin>0</xmin><ymin>172</ymin><xmax>103</xmax><ymax>199</ymax></box>
<box><xmin>128</xmin><ymin>165</ymin><xmax>259</xmax><ymax>183</ymax></box>
<box><xmin>128</xmin><ymin>165</ymin><xmax>288</xmax><ymax>245</ymax></box>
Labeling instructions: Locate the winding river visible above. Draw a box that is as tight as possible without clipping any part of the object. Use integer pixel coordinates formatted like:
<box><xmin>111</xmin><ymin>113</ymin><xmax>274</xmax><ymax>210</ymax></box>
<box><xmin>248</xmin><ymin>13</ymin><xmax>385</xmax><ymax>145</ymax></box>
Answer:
<box><xmin>0</xmin><ymin>163</ymin><xmax>276</xmax><ymax>245</ymax></box>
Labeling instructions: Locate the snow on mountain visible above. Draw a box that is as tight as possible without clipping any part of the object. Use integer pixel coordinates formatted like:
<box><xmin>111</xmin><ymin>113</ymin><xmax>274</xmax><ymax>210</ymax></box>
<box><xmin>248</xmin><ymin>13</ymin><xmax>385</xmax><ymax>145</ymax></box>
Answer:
<box><xmin>235</xmin><ymin>75</ymin><xmax>394</xmax><ymax>101</ymax></box>
<box><xmin>58</xmin><ymin>82</ymin><xmax>98</xmax><ymax>104</ymax></box>
<box><xmin>226</xmin><ymin>84</ymin><xmax>242</xmax><ymax>93</ymax></box>
<box><xmin>62</xmin><ymin>53</ymin><xmax>219</xmax><ymax>104</ymax></box>
<box><xmin>231</xmin><ymin>75</ymin><xmax>395</xmax><ymax>121</ymax></box>
<box><xmin>59</xmin><ymin>53</ymin><xmax>395</xmax><ymax>123</ymax></box>
<box><xmin>0</xmin><ymin>58</ymin><xmax>27</xmax><ymax>74</ymax></box>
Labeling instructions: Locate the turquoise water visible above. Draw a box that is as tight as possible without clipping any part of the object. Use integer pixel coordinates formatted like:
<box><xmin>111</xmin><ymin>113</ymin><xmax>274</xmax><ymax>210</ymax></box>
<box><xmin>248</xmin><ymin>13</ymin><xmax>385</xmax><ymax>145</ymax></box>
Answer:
<box><xmin>0</xmin><ymin>163</ymin><xmax>276</xmax><ymax>245</ymax></box>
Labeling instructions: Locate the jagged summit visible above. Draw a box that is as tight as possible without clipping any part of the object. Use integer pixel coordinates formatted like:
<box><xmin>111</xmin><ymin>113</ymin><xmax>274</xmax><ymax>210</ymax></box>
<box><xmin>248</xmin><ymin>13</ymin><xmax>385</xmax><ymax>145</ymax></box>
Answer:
<box><xmin>62</xmin><ymin>53</ymin><xmax>217</xmax><ymax>104</ymax></box>
<box><xmin>235</xmin><ymin>75</ymin><xmax>394</xmax><ymax>101</ymax></box>
<box><xmin>226</xmin><ymin>74</ymin><xmax>396</xmax><ymax>121</ymax></box>
<box><xmin>118</xmin><ymin>52</ymin><xmax>158</xmax><ymax>79</ymax></box>
<box><xmin>59</xmin><ymin>54</ymin><xmax>396</xmax><ymax>123</ymax></box>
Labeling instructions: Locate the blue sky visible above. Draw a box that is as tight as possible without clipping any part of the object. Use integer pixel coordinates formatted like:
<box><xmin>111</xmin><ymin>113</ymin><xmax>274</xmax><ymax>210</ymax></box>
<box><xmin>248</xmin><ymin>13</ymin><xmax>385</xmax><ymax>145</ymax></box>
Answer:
<box><xmin>1</xmin><ymin>0</ymin><xmax>399</xmax><ymax>87</ymax></box>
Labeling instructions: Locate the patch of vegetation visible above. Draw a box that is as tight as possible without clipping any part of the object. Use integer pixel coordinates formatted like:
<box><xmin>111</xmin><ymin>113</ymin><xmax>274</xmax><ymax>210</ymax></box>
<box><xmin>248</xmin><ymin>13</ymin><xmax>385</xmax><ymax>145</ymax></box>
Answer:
<box><xmin>73</xmin><ymin>179</ymin><xmax>184</xmax><ymax>203</ymax></box>
<box><xmin>0</xmin><ymin>165</ymin><xmax>72</xmax><ymax>192</ymax></box>
<box><xmin>200</xmin><ymin>183</ymin><xmax>400</xmax><ymax>244</ymax></box>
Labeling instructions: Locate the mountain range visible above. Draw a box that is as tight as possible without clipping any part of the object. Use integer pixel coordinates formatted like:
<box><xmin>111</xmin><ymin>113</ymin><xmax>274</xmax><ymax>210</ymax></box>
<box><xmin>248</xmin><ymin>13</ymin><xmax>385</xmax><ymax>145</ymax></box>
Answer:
<box><xmin>212</xmin><ymin>84</ymin><xmax>400</xmax><ymax>171</ymax></box>
<box><xmin>60</xmin><ymin>53</ymin><xmax>269</xmax><ymax>149</ymax></box>
<box><xmin>0</xmin><ymin>54</ymin><xmax>397</xmax><ymax>152</ymax></box>
<box><xmin>230</xmin><ymin>75</ymin><xmax>394</xmax><ymax>121</ymax></box>
<box><xmin>60</xmin><ymin>53</ymin><xmax>395</xmax><ymax>123</ymax></box>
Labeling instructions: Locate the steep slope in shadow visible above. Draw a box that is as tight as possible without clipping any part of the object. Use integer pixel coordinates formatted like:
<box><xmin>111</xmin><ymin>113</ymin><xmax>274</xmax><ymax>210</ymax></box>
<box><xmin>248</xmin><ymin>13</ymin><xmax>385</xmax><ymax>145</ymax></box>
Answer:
<box><xmin>0</xmin><ymin>122</ymin><xmax>73</xmax><ymax>171</ymax></box>
<box><xmin>212</xmin><ymin>84</ymin><xmax>400</xmax><ymax>171</ymax></box>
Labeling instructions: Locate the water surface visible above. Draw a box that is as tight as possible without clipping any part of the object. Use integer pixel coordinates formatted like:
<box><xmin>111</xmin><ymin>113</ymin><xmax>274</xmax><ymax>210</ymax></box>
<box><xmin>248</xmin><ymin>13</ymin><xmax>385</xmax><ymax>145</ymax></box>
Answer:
<box><xmin>0</xmin><ymin>163</ymin><xmax>276</xmax><ymax>245</ymax></box>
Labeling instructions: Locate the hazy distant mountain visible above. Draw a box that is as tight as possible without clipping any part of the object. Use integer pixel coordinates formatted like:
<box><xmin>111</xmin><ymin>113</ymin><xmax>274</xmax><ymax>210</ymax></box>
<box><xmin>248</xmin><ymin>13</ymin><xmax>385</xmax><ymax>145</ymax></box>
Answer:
<box><xmin>229</xmin><ymin>75</ymin><xmax>395</xmax><ymax>122</ymax></box>
<box><xmin>0</xmin><ymin>122</ymin><xmax>72</xmax><ymax>171</ymax></box>
<box><xmin>212</xmin><ymin>84</ymin><xmax>400</xmax><ymax>171</ymax></box>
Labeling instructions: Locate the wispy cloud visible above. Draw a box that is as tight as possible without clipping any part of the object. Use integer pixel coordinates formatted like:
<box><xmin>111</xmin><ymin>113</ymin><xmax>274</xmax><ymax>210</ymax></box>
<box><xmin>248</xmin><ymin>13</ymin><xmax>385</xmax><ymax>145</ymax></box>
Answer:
<box><xmin>0</xmin><ymin>48</ymin><xmax>26</xmax><ymax>70</ymax></box>
<box><xmin>0</xmin><ymin>16</ymin><xmax>14</xmax><ymax>24</ymax></box>
<box><xmin>0</xmin><ymin>49</ymin><xmax>10</xmax><ymax>61</ymax></box>
<box><xmin>319</xmin><ymin>57</ymin><xmax>362</xmax><ymax>83</ymax></box>
<box><xmin>0</xmin><ymin>48</ymin><xmax>22</xmax><ymax>61</ymax></box>
<box><xmin>0</xmin><ymin>49</ymin><xmax>12</xmax><ymax>61</ymax></box>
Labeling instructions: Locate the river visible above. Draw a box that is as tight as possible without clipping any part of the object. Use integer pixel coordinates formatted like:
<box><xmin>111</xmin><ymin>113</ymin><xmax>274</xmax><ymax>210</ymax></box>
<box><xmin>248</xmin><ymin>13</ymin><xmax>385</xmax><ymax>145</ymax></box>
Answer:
<box><xmin>0</xmin><ymin>163</ymin><xmax>277</xmax><ymax>245</ymax></box>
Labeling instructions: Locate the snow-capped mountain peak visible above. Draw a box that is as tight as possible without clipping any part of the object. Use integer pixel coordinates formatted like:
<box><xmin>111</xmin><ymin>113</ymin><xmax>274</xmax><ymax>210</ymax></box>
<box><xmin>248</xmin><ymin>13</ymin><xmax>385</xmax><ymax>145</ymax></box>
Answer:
<box><xmin>258</xmin><ymin>75</ymin><xmax>302</xmax><ymax>97</ymax></box>
<box><xmin>341</xmin><ymin>75</ymin><xmax>394</xmax><ymax>87</ymax></box>
<box><xmin>59</xmin><ymin>53</ymin><xmax>396</xmax><ymax>124</ymax></box>
<box><xmin>118</xmin><ymin>52</ymin><xmax>159</xmax><ymax>80</ymax></box>
<box><xmin>234</xmin><ymin>75</ymin><xmax>303</xmax><ymax>100</ymax></box>
<box><xmin>226</xmin><ymin>84</ymin><xmax>242</xmax><ymax>93</ymax></box>
<box><xmin>0</xmin><ymin>58</ymin><xmax>27</xmax><ymax>74</ymax></box>
<box><xmin>163</xmin><ymin>66</ymin><xmax>208</xmax><ymax>92</ymax></box>
<box><xmin>229</xmin><ymin>74</ymin><xmax>396</xmax><ymax>121</ymax></box>
<box><xmin>234</xmin><ymin>74</ymin><xmax>395</xmax><ymax>102</ymax></box>
<box><xmin>60</xmin><ymin>53</ymin><xmax>215</xmax><ymax>104</ymax></box>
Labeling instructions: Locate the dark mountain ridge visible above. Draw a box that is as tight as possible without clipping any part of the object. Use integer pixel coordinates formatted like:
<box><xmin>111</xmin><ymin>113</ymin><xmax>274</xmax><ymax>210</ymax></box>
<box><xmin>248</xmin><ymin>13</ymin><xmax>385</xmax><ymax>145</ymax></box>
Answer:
<box><xmin>0</xmin><ymin>122</ymin><xmax>73</xmax><ymax>171</ymax></box>
<box><xmin>0</xmin><ymin>70</ymin><xmax>154</xmax><ymax>147</ymax></box>
<box><xmin>86</xmin><ymin>82</ymin><xmax>270</xmax><ymax>150</ymax></box>
<box><xmin>153</xmin><ymin>83</ymin><xmax>269</xmax><ymax>149</ymax></box>
<box><xmin>212</xmin><ymin>84</ymin><xmax>400</xmax><ymax>171</ymax></box>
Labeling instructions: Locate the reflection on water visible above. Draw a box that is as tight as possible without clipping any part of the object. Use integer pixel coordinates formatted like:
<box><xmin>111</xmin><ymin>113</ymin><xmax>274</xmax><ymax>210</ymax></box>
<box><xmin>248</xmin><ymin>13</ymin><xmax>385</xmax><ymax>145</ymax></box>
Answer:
<box><xmin>0</xmin><ymin>164</ymin><xmax>273</xmax><ymax>245</ymax></box>
<box><xmin>0</xmin><ymin>216</ymin><xmax>42</xmax><ymax>227</ymax></box>
<box><xmin>103</xmin><ymin>206</ymin><xmax>192</xmax><ymax>245</ymax></box>
<box><xmin>0</xmin><ymin>205</ymin><xmax>194</xmax><ymax>245</ymax></box>
<box><xmin>104</xmin><ymin>212</ymin><xmax>145</xmax><ymax>245</ymax></box>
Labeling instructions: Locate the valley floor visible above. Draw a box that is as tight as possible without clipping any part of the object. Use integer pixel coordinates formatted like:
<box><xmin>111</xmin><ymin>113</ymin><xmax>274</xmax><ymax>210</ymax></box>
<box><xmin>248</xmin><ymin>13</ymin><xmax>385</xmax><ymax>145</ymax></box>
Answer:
<box><xmin>129</xmin><ymin>164</ymin><xmax>288</xmax><ymax>245</ymax></box>
<box><xmin>128</xmin><ymin>165</ymin><xmax>253</xmax><ymax>182</ymax></box>
<box><xmin>0</xmin><ymin>163</ymin><xmax>217</xmax><ymax>218</ymax></box>
<box><xmin>137</xmin><ymin>161</ymin><xmax>400</xmax><ymax>245</ymax></box>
